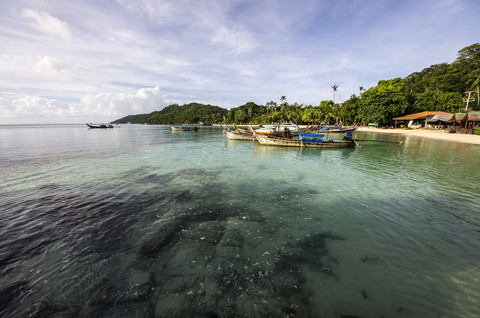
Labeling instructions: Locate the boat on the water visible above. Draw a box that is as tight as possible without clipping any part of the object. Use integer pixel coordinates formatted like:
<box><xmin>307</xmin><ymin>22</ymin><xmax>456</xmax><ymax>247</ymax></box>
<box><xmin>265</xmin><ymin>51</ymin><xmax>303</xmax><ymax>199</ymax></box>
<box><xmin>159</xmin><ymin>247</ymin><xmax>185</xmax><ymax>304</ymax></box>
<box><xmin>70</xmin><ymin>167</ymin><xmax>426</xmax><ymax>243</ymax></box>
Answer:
<box><xmin>221</xmin><ymin>123</ymin><xmax>254</xmax><ymax>140</ymax></box>
<box><xmin>170</xmin><ymin>125</ymin><xmax>198</xmax><ymax>131</ymax></box>
<box><xmin>255</xmin><ymin>132</ymin><xmax>355</xmax><ymax>148</ymax></box>
<box><xmin>86</xmin><ymin>123</ymin><xmax>114</xmax><ymax>128</ymax></box>
<box><xmin>254</xmin><ymin>123</ymin><xmax>300</xmax><ymax>136</ymax></box>
<box><xmin>306</xmin><ymin>125</ymin><xmax>357</xmax><ymax>133</ymax></box>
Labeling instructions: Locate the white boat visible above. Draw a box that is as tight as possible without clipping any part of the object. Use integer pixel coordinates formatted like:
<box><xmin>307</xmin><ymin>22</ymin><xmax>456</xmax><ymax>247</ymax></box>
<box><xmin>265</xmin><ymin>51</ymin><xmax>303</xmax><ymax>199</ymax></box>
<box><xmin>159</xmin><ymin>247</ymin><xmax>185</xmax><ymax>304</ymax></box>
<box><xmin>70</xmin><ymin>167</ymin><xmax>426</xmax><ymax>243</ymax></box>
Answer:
<box><xmin>221</xmin><ymin>123</ymin><xmax>254</xmax><ymax>140</ymax></box>
<box><xmin>170</xmin><ymin>125</ymin><xmax>198</xmax><ymax>131</ymax></box>
<box><xmin>254</xmin><ymin>123</ymin><xmax>300</xmax><ymax>135</ymax></box>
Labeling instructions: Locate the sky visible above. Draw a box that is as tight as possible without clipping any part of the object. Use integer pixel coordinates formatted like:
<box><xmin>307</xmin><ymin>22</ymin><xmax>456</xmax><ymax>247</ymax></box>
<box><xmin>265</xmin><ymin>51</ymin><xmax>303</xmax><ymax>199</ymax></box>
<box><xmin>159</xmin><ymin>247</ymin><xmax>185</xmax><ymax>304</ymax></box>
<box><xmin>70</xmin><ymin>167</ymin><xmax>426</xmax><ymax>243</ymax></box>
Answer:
<box><xmin>1</xmin><ymin>0</ymin><xmax>479</xmax><ymax>124</ymax></box>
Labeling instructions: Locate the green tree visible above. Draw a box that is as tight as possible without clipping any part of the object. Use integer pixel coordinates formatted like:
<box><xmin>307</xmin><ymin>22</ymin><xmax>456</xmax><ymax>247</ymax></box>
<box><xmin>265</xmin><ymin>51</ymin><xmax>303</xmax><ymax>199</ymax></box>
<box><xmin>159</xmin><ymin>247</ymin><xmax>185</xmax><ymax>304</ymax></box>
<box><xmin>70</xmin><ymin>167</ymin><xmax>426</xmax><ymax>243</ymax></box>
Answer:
<box><xmin>358</xmin><ymin>78</ymin><xmax>408</xmax><ymax>124</ymax></box>
<box><xmin>339</xmin><ymin>95</ymin><xmax>360</xmax><ymax>125</ymax></box>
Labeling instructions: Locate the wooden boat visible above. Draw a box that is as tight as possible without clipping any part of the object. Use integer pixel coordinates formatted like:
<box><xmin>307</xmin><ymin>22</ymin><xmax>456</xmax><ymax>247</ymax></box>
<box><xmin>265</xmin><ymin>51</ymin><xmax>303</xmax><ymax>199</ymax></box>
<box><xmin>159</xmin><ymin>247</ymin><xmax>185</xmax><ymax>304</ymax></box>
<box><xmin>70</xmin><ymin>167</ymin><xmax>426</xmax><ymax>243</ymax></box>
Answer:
<box><xmin>221</xmin><ymin>123</ymin><xmax>254</xmax><ymax>140</ymax></box>
<box><xmin>306</xmin><ymin>125</ymin><xmax>357</xmax><ymax>133</ymax></box>
<box><xmin>254</xmin><ymin>123</ymin><xmax>300</xmax><ymax>136</ymax></box>
<box><xmin>224</xmin><ymin>130</ymin><xmax>254</xmax><ymax>140</ymax></box>
<box><xmin>170</xmin><ymin>125</ymin><xmax>198</xmax><ymax>131</ymax></box>
<box><xmin>255</xmin><ymin>133</ymin><xmax>355</xmax><ymax>148</ymax></box>
<box><xmin>86</xmin><ymin>123</ymin><xmax>113</xmax><ymax>128</ymax></box>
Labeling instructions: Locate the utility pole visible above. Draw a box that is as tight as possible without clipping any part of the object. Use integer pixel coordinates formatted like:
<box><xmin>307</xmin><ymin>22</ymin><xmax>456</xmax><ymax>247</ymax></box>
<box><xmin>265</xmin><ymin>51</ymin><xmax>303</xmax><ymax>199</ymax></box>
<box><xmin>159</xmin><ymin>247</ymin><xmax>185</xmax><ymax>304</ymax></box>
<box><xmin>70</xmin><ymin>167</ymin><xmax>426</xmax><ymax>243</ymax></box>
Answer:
<box><xmin>463</xmin><ymin>91</ymin><xmax>476</xmax><ymax>111</ymax></box>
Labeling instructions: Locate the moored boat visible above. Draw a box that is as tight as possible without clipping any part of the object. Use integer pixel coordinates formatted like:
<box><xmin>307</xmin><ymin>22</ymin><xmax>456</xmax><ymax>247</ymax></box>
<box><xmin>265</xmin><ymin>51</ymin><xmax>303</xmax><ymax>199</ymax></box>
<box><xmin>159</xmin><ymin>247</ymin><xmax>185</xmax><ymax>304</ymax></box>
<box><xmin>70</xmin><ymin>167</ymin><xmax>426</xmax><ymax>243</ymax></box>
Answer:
<box><xmin>254</xmin><ymin>122</ymin><xmax>300</xmax><ymax>136</ymax></box>
<box><xmin>255</xmin><ymin>133</ymin><xmax>355</xmax><ymax>148</ymax></box>
<box><xmin>224</xmin><ymin>130</ymin><xmax>254</xmax><ymax>140</ymax></box>
<box><xmin>306</xmin><ymin>125</ymin><xmax>357</xmax><ymax>133</ymax></box>
<box><xmin>221</xmin><ymin>123</ymin><xmax>254</xmax><ymax>140</ymax></box>
<box><xmin>86</xmin><ymin>123</ymin><xmax>114</xmax><ymax>128</ymax></box>
<box><xmin>170</xmin><ymin>125</ymin><xmax>198</xmax><ymax>131</ymax></box>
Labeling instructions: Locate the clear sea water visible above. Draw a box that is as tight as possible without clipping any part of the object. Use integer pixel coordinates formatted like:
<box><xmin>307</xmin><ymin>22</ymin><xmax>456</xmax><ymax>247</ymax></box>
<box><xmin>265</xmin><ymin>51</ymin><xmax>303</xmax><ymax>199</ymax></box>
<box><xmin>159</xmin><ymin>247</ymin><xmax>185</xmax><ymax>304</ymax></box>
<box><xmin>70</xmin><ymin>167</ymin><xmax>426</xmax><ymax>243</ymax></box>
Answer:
<box><xmin>0</xmin><ymin>124</ymin><xmax>479</xmax><ymax>318</ymax></box>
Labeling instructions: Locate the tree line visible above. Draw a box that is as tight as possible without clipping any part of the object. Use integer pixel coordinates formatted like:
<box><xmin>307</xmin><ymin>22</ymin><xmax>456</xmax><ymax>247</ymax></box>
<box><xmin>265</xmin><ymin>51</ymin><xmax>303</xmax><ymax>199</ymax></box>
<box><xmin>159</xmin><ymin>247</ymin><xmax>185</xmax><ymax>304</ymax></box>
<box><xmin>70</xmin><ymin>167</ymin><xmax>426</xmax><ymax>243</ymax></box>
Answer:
<box><xmin>114</xmin><ymin>43</ymin><xmax>480</xmax><ymax>126</ymax></box>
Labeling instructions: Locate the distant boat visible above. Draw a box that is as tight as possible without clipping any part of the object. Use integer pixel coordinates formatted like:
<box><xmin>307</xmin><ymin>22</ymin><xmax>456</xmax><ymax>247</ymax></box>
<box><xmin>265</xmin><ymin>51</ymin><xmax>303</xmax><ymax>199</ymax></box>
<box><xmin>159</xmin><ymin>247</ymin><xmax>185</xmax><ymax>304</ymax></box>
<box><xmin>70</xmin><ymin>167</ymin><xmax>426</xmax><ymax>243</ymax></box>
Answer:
<box><xmin>170</xmin><ymin>125</ymin><xmax>198</xmax><ymax>131</ymax></box>
<box><xmin>86</xmin><ymin>123</ymin><xmax>114</xmax><ymax>128</ymax></box>
<box><xmin>254</xmin><ymin>133</ymin><xmax>355</xmax><ymax>148</ymax></box>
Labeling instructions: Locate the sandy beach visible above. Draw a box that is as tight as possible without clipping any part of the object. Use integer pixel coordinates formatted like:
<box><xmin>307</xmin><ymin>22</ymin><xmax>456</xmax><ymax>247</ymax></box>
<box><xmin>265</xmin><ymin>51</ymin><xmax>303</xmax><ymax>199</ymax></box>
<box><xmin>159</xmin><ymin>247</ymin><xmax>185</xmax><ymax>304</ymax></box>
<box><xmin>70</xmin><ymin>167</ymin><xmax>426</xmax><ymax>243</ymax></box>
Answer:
<box><xmin>357</xmin><ymin>127</ymin><xmax>480</xmax><ymax>145</ymax></box>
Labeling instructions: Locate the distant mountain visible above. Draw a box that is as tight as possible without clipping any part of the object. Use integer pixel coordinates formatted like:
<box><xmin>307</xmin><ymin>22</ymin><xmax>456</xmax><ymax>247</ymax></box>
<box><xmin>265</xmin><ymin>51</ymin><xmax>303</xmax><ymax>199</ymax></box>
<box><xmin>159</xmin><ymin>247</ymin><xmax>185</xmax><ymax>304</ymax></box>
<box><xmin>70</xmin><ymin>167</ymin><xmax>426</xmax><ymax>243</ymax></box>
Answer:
<box><xmin>112</xmin><ymin>113</ymin><xmax>149</xmax><ymax>123</ymax></box>
<box><xmin>112</xmin><ymin>103</ymin><xmax>228</xmax><ymax>124</ymax></box>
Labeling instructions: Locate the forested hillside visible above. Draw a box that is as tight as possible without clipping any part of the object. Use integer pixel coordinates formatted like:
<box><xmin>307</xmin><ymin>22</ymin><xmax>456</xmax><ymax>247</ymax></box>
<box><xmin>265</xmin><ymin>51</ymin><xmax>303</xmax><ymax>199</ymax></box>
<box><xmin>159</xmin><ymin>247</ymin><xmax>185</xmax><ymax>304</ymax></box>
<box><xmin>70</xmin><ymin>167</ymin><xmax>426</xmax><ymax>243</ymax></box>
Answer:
<box><xmin>115</xmin><ymin>103</ymin><xmax>228</xmax><ymax>124</ymax></box>
<box><xmin>113</xmin><ymin>43</ymin><xmax>480</xmax><ymax>126</ymax></box>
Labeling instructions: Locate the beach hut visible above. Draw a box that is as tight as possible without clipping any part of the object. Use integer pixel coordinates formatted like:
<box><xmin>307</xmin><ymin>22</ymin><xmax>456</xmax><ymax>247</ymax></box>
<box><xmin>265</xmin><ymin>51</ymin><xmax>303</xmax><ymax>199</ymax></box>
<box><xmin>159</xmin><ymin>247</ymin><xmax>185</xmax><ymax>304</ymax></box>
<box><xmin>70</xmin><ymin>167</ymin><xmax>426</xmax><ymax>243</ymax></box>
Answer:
<box><xmin>466</xmin><ymin>111</ymin><xmax>480</xmax><ymax>130</ymax></box>
<box><xmin>426</xmin><ymin>113</ymin><xmax>454</xmax><ymax>129</ymax></box>
<box><xmin>450</xmin><ymin>112</ymin><xmax>480</xmax><ymax>134</ymax></box>
<box><xmin>393</xmin><ymin>111</ymin><xmax>452</xmax><ymax>129</ymax></box>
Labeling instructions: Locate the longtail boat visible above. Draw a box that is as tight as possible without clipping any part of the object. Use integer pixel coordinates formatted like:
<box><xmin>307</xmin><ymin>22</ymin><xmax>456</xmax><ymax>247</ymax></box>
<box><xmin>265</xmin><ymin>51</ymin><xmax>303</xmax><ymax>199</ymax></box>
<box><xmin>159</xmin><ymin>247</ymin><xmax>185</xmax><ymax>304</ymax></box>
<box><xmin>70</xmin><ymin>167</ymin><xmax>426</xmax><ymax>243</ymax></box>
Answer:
<box><xmin>221</xmin><ymin>123</ymin><xmax>254</xmax><ymax>141</ymax></box>
<box><xmin>255</xmin><ymin>133</ymin><xmax>355</xmax><ymax>148</ymax></box>
<box><xmin>170</xmin><ymin>125</ymin><xmax>198</xmax><ymax>131</ymax></box>
<box><xmin>253</xmin><ymin>122</ymin><xmax>300</xmax><ymax>136</ymax></box>
<box><xmin>86</xmin><ymin>123</ymin><xmax>114</xmax><ymax>128</ymax></box>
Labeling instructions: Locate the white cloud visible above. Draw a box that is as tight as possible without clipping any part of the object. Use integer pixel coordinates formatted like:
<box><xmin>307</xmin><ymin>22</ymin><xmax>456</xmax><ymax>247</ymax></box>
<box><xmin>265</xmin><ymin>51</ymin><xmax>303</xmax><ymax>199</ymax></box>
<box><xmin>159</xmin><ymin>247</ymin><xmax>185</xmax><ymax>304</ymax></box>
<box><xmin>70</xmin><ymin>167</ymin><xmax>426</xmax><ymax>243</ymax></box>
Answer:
<box><xmin>0</xmin><ymin>54</ymin><xmax>67</xmax><ymax>75</ymax></box>
<box><xmin>21</xmin><ymin>9</ymin><xmax>73</xmax><ymax>41</ymax></box>
<box><xmin>210</xmin><ymin>25</ymin><xmax>256</xmax><ymax>55</ymax></box>
<box><xmin>0</xmin><ymin>96</ymin><xmax>79</xmax><ymax>119</ymax></box>
<box><xmin>0</xmin><ymin>86</ymin><xmax>165</xmax><ymax>124</ymax></box>
<box><xmin>81</xmin><ymin>86</ymin><xmax>166</xmax><ymax>116</ymax></box>
<box><xmin>0</xmin><ymin>0</ymin><xmax>479</xmax><ymax>123</ymax></box>
<box><xmin>33</xmin><ymin>56</ymin><xmax>68</xmax><ymax>75</ymax></box>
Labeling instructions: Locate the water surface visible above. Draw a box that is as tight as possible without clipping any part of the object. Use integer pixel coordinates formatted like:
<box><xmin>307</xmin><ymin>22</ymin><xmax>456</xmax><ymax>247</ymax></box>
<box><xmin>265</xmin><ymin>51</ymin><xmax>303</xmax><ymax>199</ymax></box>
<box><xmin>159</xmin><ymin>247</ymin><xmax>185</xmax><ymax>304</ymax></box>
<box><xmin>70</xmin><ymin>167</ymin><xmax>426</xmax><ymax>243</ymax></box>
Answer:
<box><xmin>1</xmin><ymin>124</ymin><xmax>479</xmax><ymax>317</ymax></box>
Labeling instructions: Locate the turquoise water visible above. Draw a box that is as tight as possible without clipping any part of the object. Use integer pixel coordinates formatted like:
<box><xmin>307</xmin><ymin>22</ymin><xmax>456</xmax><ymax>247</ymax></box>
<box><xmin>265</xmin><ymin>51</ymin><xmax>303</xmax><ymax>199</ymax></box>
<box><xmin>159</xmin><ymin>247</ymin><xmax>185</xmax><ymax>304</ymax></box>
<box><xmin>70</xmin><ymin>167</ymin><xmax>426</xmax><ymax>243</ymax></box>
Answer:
<box><xmin>0</xmin><ymin>124</ymin><xmax>479</xmax><ymax>317</ymax></box>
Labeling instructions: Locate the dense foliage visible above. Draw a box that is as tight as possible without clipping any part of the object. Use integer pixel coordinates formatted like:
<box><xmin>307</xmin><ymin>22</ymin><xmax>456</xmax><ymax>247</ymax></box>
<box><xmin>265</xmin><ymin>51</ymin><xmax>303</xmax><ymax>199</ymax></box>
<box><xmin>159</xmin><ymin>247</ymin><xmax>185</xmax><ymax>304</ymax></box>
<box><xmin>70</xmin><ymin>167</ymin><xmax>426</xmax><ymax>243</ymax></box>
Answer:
<box><xmin>112</xmin><ymin>113</ymin><xmax>149</xmax><ymax>124</ymax></box>
<box><xmin>122</xmin><ymin>103</ymin><xmax>228</xmax><ymax>124</ymax></box>
<box><xmin>113</xmin><ymin>43</ymin><xmax>480</xmax><ymax>126</ymax></box>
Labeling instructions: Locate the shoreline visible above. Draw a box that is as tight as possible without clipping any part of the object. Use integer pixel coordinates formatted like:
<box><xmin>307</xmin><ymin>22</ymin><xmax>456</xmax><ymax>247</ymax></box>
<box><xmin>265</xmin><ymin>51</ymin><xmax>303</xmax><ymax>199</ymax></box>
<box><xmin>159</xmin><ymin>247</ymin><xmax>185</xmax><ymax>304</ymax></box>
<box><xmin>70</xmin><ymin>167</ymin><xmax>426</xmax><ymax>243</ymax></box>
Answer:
<box><xmin>356</xmin><ymin>127</ymin><xmax>480</xmax><ymax>145</ymax></box>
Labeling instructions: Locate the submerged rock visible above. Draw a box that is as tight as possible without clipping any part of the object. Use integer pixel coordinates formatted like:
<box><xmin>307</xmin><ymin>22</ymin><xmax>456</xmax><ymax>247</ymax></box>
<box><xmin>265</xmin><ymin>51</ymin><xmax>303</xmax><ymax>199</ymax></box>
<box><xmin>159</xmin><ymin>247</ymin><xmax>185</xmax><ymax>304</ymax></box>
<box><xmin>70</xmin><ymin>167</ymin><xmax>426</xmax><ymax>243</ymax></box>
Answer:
<box><xmin>88</xmin><ymin>260</ymin><xmax>154</xmax><ymax>307</ymax></box>
<box><xmin>138</xmin><ymin>218</ymin><xmax>186</xmax><ymax>257</ymax></box>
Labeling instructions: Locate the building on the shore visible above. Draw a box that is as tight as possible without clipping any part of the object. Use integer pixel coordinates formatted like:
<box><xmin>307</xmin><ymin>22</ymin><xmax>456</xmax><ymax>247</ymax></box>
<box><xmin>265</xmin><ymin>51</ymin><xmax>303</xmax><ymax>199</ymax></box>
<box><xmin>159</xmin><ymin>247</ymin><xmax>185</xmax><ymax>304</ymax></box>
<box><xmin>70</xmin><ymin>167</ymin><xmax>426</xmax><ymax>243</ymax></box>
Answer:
<box><xmin>426</xmin><ymin>113</ymin><xmax>454</xmax><ymax>129</ymax></box>
<box><xmin>466</xmin><ymin>111</ymin><xmax>480</xmax><ymax>128</ymax></box>
<box><xmin>393</xmin><ymin>111</ymin><xmax>480</xmax><ymax>133</ymax></box>
<box><xmin>393</xmin><ymin>111</ymin><xmax>452</xmax><ymax>129</ymax></box>
<box><xmin>448</xmin><ymin>112</ymin><xmax>480</xmax><ymax>133</ymax></box>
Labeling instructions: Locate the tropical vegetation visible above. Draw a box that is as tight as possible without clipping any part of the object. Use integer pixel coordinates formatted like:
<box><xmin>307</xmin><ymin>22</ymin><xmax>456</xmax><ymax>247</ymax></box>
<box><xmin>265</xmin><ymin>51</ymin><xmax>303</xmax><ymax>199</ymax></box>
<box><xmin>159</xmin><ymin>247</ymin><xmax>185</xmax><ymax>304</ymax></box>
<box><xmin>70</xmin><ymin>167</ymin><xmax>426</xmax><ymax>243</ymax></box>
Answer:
<box><xmin>114</xmin><ymin>43</ymin><xmax>480</xmax><ymax>126</ymax></box>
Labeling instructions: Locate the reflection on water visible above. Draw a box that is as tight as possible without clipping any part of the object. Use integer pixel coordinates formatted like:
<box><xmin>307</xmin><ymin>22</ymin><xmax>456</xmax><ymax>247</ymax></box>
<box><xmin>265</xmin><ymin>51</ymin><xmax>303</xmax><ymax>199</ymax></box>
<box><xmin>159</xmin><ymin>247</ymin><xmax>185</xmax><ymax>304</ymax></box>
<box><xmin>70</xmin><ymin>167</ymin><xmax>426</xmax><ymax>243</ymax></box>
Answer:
<box><xmin>0</xmin><ymin>125</ymin><xmax>479</xmax><ymax>317</ymax></box>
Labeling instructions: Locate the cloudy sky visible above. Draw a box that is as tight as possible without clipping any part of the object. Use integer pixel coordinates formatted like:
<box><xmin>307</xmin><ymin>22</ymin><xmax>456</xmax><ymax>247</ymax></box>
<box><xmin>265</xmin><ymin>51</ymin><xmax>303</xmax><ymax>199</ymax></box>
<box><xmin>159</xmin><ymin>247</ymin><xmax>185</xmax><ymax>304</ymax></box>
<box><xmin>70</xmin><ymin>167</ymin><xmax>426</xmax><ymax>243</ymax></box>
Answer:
<box><xmin>1</xmin><ymin>0</ymin><xmax>479</xmax><ymax>124</ymax></box>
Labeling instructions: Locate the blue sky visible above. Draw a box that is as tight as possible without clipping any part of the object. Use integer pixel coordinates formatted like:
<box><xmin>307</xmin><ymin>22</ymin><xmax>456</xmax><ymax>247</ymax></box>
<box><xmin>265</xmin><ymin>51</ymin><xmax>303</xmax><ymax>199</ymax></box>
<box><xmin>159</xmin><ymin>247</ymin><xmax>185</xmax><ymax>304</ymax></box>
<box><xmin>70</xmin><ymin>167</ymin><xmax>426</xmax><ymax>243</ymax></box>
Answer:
<box><xmin>0</xmin><ymin>0</ymin><xmax>479</xmax><ymax>124</ymax></box>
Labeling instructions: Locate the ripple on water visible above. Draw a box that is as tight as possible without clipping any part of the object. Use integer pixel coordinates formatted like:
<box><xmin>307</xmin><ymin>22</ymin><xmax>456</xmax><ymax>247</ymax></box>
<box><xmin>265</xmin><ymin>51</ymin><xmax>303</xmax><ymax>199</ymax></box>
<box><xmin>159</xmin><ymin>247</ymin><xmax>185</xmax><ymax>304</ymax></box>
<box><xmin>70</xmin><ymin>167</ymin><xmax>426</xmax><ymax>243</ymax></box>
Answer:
<box><xmin>1</xmin><ymin>126</ymin><xmax>480</xmax><ymax>317</ymax></box>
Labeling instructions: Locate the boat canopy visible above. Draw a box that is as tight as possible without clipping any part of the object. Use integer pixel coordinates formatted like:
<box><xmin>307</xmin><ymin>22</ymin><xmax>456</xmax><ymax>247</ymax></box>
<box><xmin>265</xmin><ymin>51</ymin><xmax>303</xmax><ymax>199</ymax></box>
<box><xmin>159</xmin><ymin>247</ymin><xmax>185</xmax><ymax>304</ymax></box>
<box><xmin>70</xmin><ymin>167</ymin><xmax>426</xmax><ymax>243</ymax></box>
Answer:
<box><xmin>299</xmin><ymin>133</ymin><xmax>325</xmax><ymax>138</ymax></box>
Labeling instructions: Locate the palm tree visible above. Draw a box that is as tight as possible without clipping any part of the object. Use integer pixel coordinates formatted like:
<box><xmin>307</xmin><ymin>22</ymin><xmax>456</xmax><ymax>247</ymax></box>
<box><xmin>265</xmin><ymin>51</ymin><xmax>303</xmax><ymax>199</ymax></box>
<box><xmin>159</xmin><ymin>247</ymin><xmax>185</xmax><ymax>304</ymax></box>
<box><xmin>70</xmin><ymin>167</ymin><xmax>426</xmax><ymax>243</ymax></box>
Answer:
<box><xmin>266</xmin><ymin>100</ymin><xmax>277</xmax><ymax>113</ymax></box>
<box><xmin>331</xmin><ymin>84</ymin><xmax>339</xmax><ymax>103</ymax></box>
<box><xmin>359</xmin><ymin>86</ymin><xmax>364</xmax><ymax>96</ymax></box>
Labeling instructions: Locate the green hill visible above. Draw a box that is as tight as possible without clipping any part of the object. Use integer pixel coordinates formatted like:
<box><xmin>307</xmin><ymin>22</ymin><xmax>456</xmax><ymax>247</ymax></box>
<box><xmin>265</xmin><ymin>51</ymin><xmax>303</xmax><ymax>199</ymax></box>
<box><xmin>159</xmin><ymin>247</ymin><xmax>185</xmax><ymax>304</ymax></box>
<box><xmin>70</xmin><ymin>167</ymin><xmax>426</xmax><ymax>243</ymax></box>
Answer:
<box><xmin>134</xmin><ymin>103</ymin><xmax>228</xmax><ymax>124</ymax></box>
<box><xmin>112</xmin><ymin>113</ymin><xmax>149</xmax><ymax>124</ymax></box>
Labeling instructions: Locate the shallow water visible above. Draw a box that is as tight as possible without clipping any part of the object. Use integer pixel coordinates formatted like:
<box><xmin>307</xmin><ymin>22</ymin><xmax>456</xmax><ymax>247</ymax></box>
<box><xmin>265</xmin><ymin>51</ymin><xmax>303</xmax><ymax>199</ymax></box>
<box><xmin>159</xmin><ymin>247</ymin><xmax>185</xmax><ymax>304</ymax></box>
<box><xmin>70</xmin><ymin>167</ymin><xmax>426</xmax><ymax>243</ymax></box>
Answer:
<box><xmin>0</xmin><ymin>124</ymin><xmax>479</xmax><ymax>317</ymax></box>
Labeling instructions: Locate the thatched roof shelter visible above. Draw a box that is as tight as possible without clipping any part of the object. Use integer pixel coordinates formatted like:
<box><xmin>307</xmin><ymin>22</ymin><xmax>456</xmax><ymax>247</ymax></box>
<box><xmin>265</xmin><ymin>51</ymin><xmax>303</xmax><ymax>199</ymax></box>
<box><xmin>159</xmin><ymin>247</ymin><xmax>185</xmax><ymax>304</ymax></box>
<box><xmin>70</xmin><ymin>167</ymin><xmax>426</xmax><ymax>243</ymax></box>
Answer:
<box><xmin>393</xmin><ymin>111</ymin><xmax>452</xmax><ymax>128</ymax></box>
<box><xmin>454</xmin><ymin>113</ymin><xmax>467</xmax><ymax>121</ymax></box>
<box><xmin>467</xmin><ymin>111</ymin><xmax>480</xmax><ymax>121</ymax></box>
<box><xmin>427</xmin><ymin>113</ymin><xmax>454</xmax><ymax>122</ymax></box>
